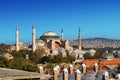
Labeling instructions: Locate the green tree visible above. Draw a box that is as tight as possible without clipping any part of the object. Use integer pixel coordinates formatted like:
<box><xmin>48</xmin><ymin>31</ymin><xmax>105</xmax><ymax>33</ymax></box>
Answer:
<box><xmin>45</xmin><ymin>63</ymin><xmax>54</xmax><ymax>69</ymax></box>
<box><xmin>25</xmin><ymin>64</ymin><xmax>38</xmax><ymax>72</ymax></box>
<box><xmin>50</xmin><ymin>55</ymin><xmax>64</xmax><ymax>63</ymax></box>
<box><xmin>0</xmin><ymin>56</ymin><xmax>8</xmax><ymax>67</ymax></box>
<box><xmin>41</xmin><ymin>56</ymin><xmax>51</xmax><ymax>64</ymax></box>
<box><xmin>83</xmin><ymin>53</ymin><xmax>92</xmax><ymax>59</ymax></box>
<box><xmin>0</xmin><ymin>43</ymin><xmax>9</xmax><ymax>54</ymax></box>
<box><xmin>8</xmin><ymin>57</ymin><xmax>38</xmax><ymax>72</ymax></box>
<box><xmin>11</xmin><ymin>49</ymin><xmax>30</xmax><ymax>58</ymax></box>
<box><xmin>83</xmin><ymin>49</ymin><xmax>105</xmax><ymax>59</ymax></box>
<box><xmin>116</xmin><ymin>64</ymin><xmax>120</xmax><ymax>73</ymax></box>
<box><xmin>8</xmin><ymin>57</ymin><xmax>28</xmax><ymax>70</ymax></box>
<box><xmin>67</xmin><ymin>55</ymin><xmax>76</xmax><ymax>63</ymax></box>
<box><xmin>30</xmin><ymin>49</ymin><xmax>47</xmax><ymax>63</ymax></box>
<box><xmin>49</xmin><ymin>55</ymin><xmax>75</xmax><ymax>63</ymax></box>
<box><xmin>94</xmin><ymin>48</ymin><xmax>105</xmax><ymax>59</ymax></box>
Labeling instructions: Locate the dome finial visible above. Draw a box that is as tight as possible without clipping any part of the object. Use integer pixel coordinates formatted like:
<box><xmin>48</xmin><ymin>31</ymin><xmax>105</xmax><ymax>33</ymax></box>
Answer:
<box><xmin>48</xmin><ymin>29</ymin><xmax>51</xmax><ymax>32</ymax></box>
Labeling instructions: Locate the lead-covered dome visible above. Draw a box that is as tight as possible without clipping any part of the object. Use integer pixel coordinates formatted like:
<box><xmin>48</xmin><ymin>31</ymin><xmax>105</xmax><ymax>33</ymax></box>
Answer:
<box><xmin>42</xmin><ymin>31</ymin><xmax>58</xmax><ymax>36</ymax></box>
<box><xmin>101</xmin><ymin>51</ymin><xmax>115</xmax><ymax>60</ymax></box>
<box><xmin>40</xmin><ymin>30</ymin><xmax>59</xmax><ymax>40</ymax></box>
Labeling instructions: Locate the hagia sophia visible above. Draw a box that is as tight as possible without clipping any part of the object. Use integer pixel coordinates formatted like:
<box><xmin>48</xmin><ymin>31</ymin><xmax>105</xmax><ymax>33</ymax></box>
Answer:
<box><xmin>10</xmin><ymin>25</ymin><xmax>82</xmax><ymax>58</ymax></box>
<box><xmin>10</xmin><ymin>25</ymin><xmax>120</xmax><ymax>60</ymax></box>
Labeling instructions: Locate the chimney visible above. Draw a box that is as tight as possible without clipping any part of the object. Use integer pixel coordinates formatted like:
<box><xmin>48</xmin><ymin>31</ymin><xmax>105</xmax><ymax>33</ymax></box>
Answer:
<box><xmin>53</xmin><ymin>67</ymin><xmax>58</xmax><ymax>80</ymax></box>
<box><xmin>103</xmin><ymin>71</ymin><xmax>109</xmax><ymax>80</ymax></box>
<box><xmin>81</xmin><ymin>63</ymin><xmax>86</xmax><ymax>74</ymax></box>
<box><xmin>63</xmin><ymin>68</ymin><xmax>68</xmax><ymax>80</ymax></box>
<box><xmin>38</xmin><ymin>66</ymin><xmax>43</xmax><ymax>74</ymax></box>
<box><xmin>75</xmin><ymin>69</ymin><xmax>81</xmax><ymax>80</ymax></box>
<box><xmin>94</xmin><ymin>63</ymin><xmax>98</xmax><ymax>73</ymax></box>
<box><xmin>56</xmin><ymin>65</ymin><xmax>60</xmax><ymax>75</ymax></box>
<box><xmin>116</xmin><ymin>74</ymin><xmax>120</xmax><ymax>79</ymax></box>
<box><xmin>68</xmin><ymin>64</ymin><xmax>73</xmax><ymax>74</ymax></box>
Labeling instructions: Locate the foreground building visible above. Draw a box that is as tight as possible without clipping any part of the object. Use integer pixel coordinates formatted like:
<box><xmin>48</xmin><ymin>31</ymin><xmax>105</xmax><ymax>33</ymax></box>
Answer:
<box><xmin>39</xmin><ymin>63</ymin><xmax>120</xmax><ymax>80</ymax></box>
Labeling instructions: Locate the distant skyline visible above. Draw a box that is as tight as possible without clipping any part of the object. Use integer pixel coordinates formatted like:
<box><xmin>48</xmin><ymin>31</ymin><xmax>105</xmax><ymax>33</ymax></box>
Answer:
<box><xmin>0</xmin><ymin>0</ymin><xmax>120</xmax><ymax>44</ymax></box>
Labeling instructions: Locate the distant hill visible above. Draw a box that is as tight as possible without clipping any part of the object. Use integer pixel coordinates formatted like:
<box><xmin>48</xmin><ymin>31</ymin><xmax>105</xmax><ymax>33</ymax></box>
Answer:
<box><xmin>70</xmin><ymin>37</ymin><xmax>120</xmax><ymax>48</ymax></box>
<box><xmin>83</xmin><ymin>37</ymin><xmax>120</xmax><ymax>42</ymax></box>
<box><xmin>73</xmin><ymin>37</ymin><xmax>120</xmax><ymax>42</ymax></box>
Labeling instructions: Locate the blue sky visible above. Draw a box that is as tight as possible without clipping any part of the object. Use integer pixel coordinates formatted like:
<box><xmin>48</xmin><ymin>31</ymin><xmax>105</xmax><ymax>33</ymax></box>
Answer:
<box><xmin>0</xmin><ymin>0</ymin><xmax>120</xmax><ymax>44</ymax></box>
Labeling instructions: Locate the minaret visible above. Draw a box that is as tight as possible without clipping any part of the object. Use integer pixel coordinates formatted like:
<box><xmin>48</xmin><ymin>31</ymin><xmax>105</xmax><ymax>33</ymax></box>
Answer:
<box><xmin>78</xmin><ymin>27</ymin><xmax>81</xmax><ymax>50</ymax></box>
<box><xmin>32</xmin><ymin>25</ymin><xmax>36</xmax><ymax>52</ymax></box>
<box><xmin>16</xmin><ymin>26</ymin><xmax>19</xmax><ymax>51</ymax></box>
<box><xmin>61</xmin><ymin>28</ymin><xmax>64</xmax><ymax>40</ymax></box>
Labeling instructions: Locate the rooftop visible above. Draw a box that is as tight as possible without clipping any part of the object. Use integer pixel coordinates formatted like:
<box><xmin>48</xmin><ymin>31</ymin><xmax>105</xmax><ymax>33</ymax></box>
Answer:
<box><xmin>0</xmin><ymin>68</ymin><xmax>49</xmax><ymax>80</ymax></box>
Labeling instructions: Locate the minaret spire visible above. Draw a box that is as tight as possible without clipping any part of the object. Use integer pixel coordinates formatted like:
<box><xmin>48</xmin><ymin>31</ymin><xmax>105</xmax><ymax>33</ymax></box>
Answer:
<box><xmin>78</xmin><ymin>26</ymin><xmax>81</xmax><ymax>50</ymax></box>
<box><xmin>16</xmin><ymin>26</ymin><xmax>19</xmax><ymax>51</ymax></box>
<box><xmin>32</xmin><ymin>24</ymin><xmax>36</xmax><ymax>52</ymax></box>
<box><xmin>61</xmin><ymin>28</ymin><xmax>64</xmax><ymax>40</ymax></box>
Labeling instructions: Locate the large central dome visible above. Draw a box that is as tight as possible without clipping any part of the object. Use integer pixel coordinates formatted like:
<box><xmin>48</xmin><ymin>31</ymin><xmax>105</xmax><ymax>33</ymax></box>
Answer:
<box><xmin>40</xmin><ymin>30</ymin><xmax>59</xmax><ymax>40</ymax></box>
<box><xmin>42</xmin><ymin>31</ymin><xmax>58</xmax><ymax>36</ymax></box>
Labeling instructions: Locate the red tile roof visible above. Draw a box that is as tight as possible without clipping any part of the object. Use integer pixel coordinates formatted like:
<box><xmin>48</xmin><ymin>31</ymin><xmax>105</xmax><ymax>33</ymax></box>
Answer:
<box><xmin>82</xmin><ymin>58</ymin><xmax>120</xmax><ymax>70</ymax></box>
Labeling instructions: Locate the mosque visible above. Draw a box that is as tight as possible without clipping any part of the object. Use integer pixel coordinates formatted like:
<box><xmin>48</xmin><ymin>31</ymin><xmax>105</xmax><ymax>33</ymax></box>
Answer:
<box><xmin>10</xmin><ymin>25</ymin><xmax>82</xmax><ymax>57</ymax></box>
<box><xmin>10</xmin><ymin>25</ymin><xmax>120</xmax><ymax>60</ymax></box>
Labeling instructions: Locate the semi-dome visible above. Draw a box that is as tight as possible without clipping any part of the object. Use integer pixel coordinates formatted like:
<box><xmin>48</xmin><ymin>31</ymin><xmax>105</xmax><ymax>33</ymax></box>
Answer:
<box><xmin>58</xmin><ymin>47</ymin><xmax>66</xmax><ymax>57</ymax></box>
<box><xmin>40</xmin><ymin>30</ymin><xmax>59</xmax><ymax>40</ymax></box>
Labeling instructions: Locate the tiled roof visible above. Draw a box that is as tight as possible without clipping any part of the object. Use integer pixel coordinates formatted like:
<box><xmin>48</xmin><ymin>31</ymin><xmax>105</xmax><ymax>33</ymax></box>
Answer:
<box><xmin>83</xmin><ymin>58</ymin><xmax>120</xmax><ymax>70</ymax></box>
